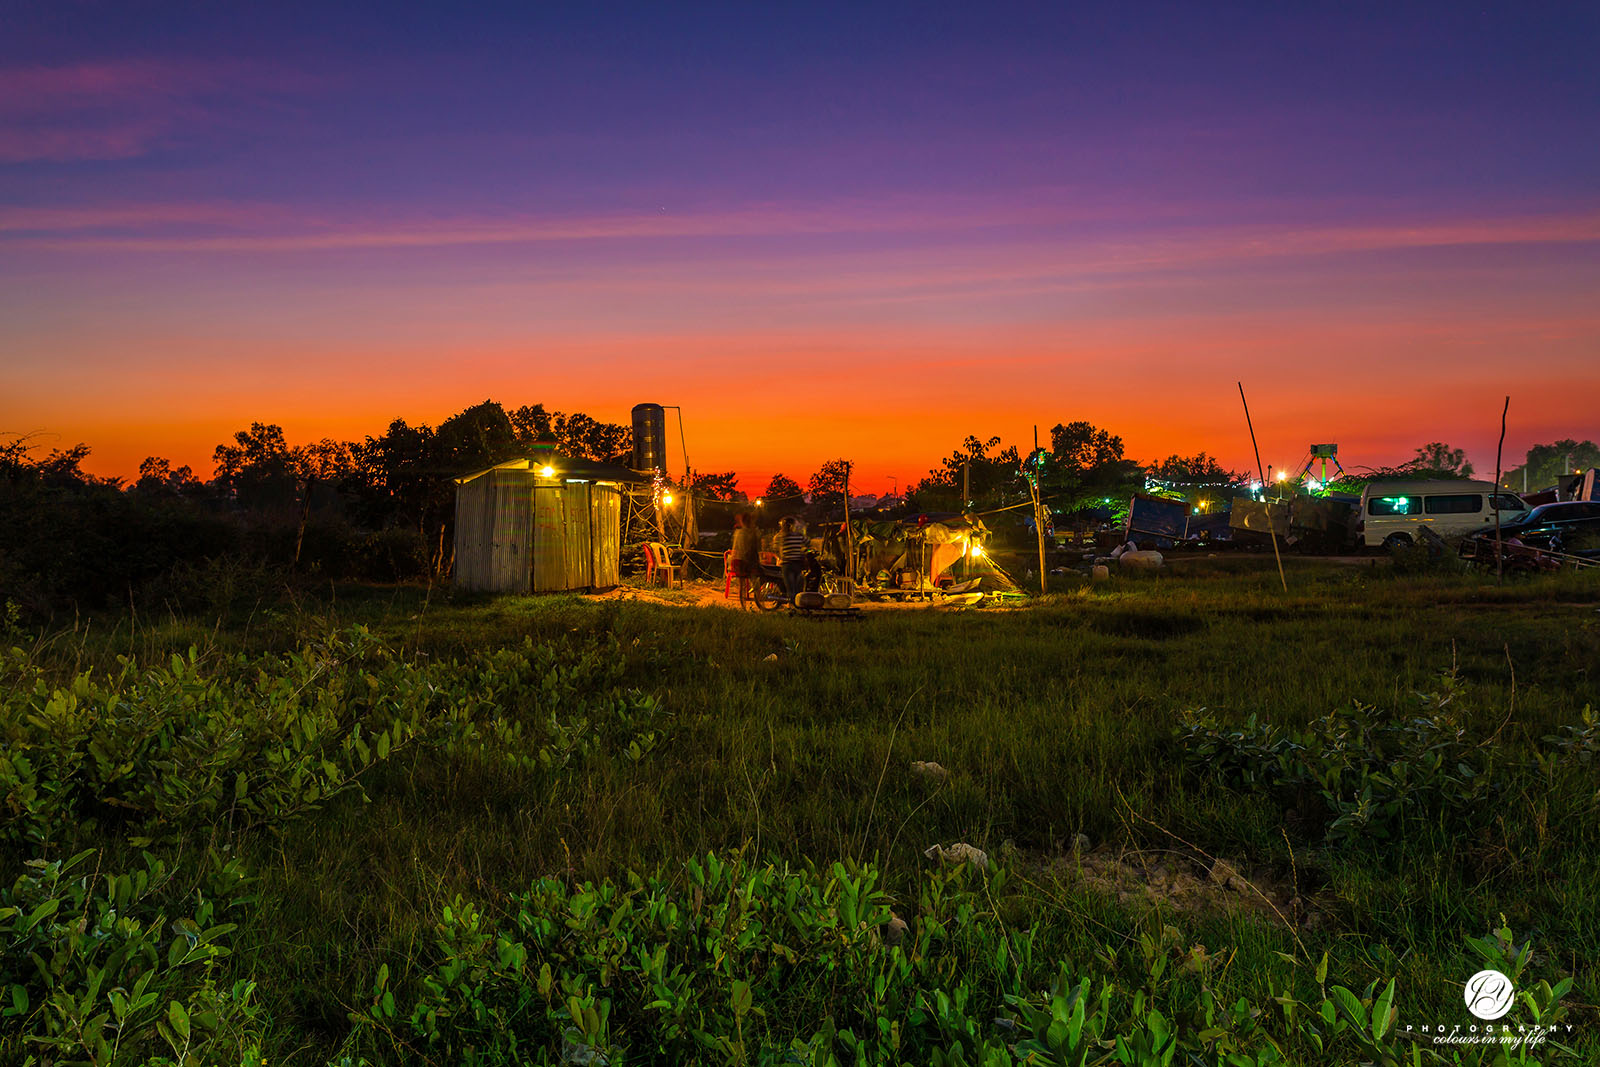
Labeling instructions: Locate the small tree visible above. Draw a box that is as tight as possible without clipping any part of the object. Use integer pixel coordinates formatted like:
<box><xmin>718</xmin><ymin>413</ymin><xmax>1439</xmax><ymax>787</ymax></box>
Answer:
<box><xmin>907</xmin><ymin>435</ymin><xmax>1022</xmax><ymax>512</ymax></box>
<box><xmin>133</xmin><ymin>457</ymin><xmax>202</xmax><ymax>496</ymax></box>
<box><xmin>807</xmin><ymin>459</ymin><xmax>852</xmax><ymax>518</ymax></box>
<box><xmin>212</xmin><ymin>423</ymin><xmax>301</xmax><ymax>512</ymax></box>
<box><xmin>1409</xmin><ymin>442</ymin><xmax>1473</xmax><ymax>478</ymax></box>
<box><xmin>762</xmin><ymin>473</ymin><xmax>803</xmax><ymax>502</ymax></box>
<box><xmin>1041</xmin><ymin>421</ymin><xmax>1144</xmax><ymax>517</ymax></box>
<box><xmin>1512</xmin><ymin>439</ymin><xmax>1600</xmax><ymax>489</ymax></box>
<box><xmin>1146</xmin><ymin>452</ymin><xmax>1246</xmax><ymax>508</ymax></box>
<box><xmin>690</xmin><ymin>471</ymin><xmax>741</xmax><ymax>501</ymax></box>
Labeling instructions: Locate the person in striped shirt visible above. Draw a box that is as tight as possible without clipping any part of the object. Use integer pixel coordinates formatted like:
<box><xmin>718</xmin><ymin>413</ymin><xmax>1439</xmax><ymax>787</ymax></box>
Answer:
<box><xmin>778</xmin><ymin>516</ymin><xmax>808</xmax><ymax>602</ymax></box>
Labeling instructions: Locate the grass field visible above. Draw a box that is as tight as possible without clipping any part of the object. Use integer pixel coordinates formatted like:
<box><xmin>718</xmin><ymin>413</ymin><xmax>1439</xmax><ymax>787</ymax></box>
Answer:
<box><xmin>4</xmin><ymin>558</ymin><xmax>1597</xmax><ymax>1064</ymax></box>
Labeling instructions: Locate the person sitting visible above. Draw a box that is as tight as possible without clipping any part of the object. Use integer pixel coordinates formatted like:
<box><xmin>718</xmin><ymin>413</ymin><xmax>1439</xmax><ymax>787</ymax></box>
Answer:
<box><xmin>778</xmin><ymin>516</ymin><xmax>808</xmax><ymax>603</ymax></box>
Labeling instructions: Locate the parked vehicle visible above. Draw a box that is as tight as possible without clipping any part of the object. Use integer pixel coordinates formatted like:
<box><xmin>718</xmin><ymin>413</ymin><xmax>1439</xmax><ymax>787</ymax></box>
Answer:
<box><xmin>754</xmin><ymin>551</ymin><xmax>824</xmax><ymax>611</ymax></box>
<box><xmin>1357</xmin><ymin>480</ymin><xmax>1529</xmax><ymax>550</ymax></box>
<box><xmin>1492</xmin><ymin>500</ymin><xmax>1600</xmax><ymax>557</ymax></box>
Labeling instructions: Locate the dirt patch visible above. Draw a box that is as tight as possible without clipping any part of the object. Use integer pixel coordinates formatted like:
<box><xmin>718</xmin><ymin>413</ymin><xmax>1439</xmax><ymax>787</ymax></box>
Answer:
<box><xmin>1040</xmin><ymin>847</ymin><xmax>1326</xmax><ymax>929</ymax></box>
<box><xmin>588</xmin><ymin>582</ymin><xmax>742</xmax><ymax>609</ymax></box>
<box><xmin>583</xmin><ymin>580</ymin><xmax>1011</xmax><ymax>612</ymax></box>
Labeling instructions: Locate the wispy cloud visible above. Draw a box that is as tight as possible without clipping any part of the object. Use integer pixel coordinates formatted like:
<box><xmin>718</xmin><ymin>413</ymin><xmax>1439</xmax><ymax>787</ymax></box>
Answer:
<box><xmin>0</xmin><ymin>198</ymin><xmax>1069</xmax><ymax>248</ymax></box>
<box><xmin>0</xmin><ymin>120</ymin><xmax>170</xmax><ymax>164</ymax></box>
<box><xmin>0</xmin><ymin>59</ymin><xmax>314</xmax><ymax>163</ymax></box>
<box><xmin>6</xmin><ymin>200</ymin><xmax>1597</xmax><ymax>266</ymax></box>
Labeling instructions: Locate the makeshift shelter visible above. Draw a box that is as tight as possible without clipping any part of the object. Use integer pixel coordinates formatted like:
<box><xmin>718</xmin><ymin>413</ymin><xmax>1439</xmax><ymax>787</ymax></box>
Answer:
<box><xmin>453</xmin><ymin>453</ymin><xmax>648</xmax><ymax>593</ymax></box>
<box><xmin>846</xmin><ymin>513</ymin><xmax>1018</xmax><ymax>593</ymax></box>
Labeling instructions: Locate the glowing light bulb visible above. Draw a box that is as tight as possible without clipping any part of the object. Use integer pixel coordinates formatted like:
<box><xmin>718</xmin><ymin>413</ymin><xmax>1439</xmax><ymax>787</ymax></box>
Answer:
<box><xmin>662</xmin><ymin>493</ymin><xmax>674</xmax><ymax>505</ymax></box>
<box><xmin>539</xmin><ymin>465</ymin><xmax>554</xmax><ymax>477</ymax></box>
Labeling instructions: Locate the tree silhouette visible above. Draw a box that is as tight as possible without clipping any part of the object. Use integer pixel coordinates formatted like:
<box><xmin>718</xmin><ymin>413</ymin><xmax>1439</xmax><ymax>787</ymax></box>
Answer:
<box><xmin>762</xmin><ymin>473</ymin><xmax>802</xmax><ymax>501</ymax></box>
<box><xmin>1042</xmin><ymin>422</ymin><xmax>1143</xmax><ymax>516</ymax></box>
<box><xmin>908</xmin><ymin>435</ymin><xmax>1022</xmax><ymax>512</ymax></box>
<box><xmin>1408</xmin><ymin>442</ymin><xmax>1473</xmax><ymax>478</ymax></box>
<box><xmin>212</xmin><ymin>423</ymin><xmax>301</xmax><ymax>512</ymax></box>
<box><xmin>133</xmin><ymin>456</ymin><xmax>201</xmax><ymax>496</ymax></box>
<box><xmin>1514</xmin><ymin>439</ymin><xmax>1599</xmax><ymax>488</ymax></box>
<box><xmin>807</xmin><ymin>459</ymin><xmax>853</xmax><ymax>517</ymax></box>
<box><xmin>690</xmin><ymin>471</ymin><xmax>741</xmax><ymax>500</ymax></box>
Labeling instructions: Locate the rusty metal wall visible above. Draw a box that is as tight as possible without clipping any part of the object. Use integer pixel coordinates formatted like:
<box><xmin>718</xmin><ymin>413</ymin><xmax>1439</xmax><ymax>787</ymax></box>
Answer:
<box><xmin>453</xmin><ymin>469</ymin><xmax>533</xmax><ymax>593</ymax></box>
<box><xmin>591</xmin><ymin>485</ymin><xmax>621</xmax><ymax>589</ymax></box>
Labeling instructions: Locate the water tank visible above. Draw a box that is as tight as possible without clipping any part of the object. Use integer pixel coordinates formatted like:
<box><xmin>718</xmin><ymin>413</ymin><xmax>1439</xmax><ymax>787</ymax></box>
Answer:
<box><xmin>631</xmin><ymin>403</ymin><xmax>667</xmax><ymax>473</ymax></box>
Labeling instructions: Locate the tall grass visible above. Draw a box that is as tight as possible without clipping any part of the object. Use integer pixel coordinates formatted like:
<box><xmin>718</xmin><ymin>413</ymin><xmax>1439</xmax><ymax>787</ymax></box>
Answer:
<box><xmin>4</xmin><ymin>560</ymin><xmax>1597</xmax><ymax>1062</ymax></box>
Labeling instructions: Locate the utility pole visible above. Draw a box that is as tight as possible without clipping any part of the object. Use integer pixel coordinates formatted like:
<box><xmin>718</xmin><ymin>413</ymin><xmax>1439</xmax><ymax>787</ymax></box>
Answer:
<box><xmin>842</xmin><ymin>461</ymin><xmax>854</xmax><ymax>581</ymax></box>
<box><xmin>1032</xmin><ymin>425</ymin><xmax>1047</xmax><ymax>595</ymax></box>
<box><xmin>1495</xmin><ymin>397</ymin><xmax>1509</xmax><ymax>584</ymax></box>
<box><xmin>962</xmin><ymin>460</ymin><xmax>970</xmax><ymax>509</ymax></box>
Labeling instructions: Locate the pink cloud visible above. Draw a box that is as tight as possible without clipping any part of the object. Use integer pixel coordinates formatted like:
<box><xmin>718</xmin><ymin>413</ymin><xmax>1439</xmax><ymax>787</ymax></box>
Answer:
<box><xmin>8</xmin><ymin>201</ymin><xmax>1593</xmax><ymax>271</ymax></box>
<box><xmin>0</xmin><ymin>59</ymin><xmax>316</xmax><ymax>163</ymax></box>
<box><xmin>0</xmin><ymin>120</ymin><xmax>170</xmax><ymax>164</ymax></box>
<box><xmin>0</xmin><ymin>61</ymin><xmax>197</xmax><ymax>113</ymax></box>
<box><xmin>0</xmin><ymin>201</ymin><xmax>297</xmax><ymax>232</ymax></box>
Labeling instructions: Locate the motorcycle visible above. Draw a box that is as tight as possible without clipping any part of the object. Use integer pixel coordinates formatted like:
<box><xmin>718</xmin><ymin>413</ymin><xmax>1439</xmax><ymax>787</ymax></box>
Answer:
<box><xmin>754</xmin><ymin>551</ymin><xmax>824</xmax><ymax>611</ymax></box>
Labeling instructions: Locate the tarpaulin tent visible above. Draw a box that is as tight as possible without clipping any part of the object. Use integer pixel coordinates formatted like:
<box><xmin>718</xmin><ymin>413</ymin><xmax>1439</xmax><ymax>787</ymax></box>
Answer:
<box><xmin>453</xmin><ymin>455</ymin><xmax>648</xmax><ymax>593</ymax></box>
<box><xmin>842</xmin><ymin>513</ymin><xmax>1019</xmax><ymax>593</ymax></box>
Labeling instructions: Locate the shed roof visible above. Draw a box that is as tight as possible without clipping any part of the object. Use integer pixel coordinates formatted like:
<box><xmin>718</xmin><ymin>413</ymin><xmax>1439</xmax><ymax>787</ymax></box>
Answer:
<box><xmin>454</xmin><ymin>455</ymin><xmax>652</xmax><ymax>486</ymax></box>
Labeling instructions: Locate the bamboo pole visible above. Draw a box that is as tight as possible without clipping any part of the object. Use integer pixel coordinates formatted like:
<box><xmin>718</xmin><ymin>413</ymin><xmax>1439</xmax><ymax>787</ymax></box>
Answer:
<box><xmin>1237</xmin><ymin>383</ymin><xmax>1288</xmax><ymax>593</ymax></box>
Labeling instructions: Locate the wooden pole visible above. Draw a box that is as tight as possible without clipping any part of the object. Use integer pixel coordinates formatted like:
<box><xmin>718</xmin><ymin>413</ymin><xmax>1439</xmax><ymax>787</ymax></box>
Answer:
<box><xmin>1033</xmin><ymin>425</ymin><xmax>1047</xmax><ymax>595</ymax></box>
<box><xmin>293</xmin><ymin>477</ymin><xmax>315</xmax><ymax>569</ymax></box>
<box><xmin>1495</xmin><ymin>396</ymin><xmax>1509</xmax><ymax>584</ymax></box>
<box><xmin>1237</xmin><ymin>382</ymin><xmax>1288</xmax><ymax>593</ymax></box>
<box><xmin>843</xmin><ymin>461</ymin><xmax>854</xmax><ymax>581</ymax></box>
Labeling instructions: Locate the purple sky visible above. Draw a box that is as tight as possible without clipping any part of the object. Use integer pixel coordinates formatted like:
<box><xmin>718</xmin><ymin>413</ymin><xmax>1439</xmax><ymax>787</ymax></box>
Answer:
<box><xmin>3</xmin><ymin>2</ymin><xmax>1596</xmax><ymax>489</ymax></box>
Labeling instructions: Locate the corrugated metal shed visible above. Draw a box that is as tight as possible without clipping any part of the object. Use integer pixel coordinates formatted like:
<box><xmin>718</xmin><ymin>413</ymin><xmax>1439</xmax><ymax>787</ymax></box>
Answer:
<box><xmin>453</xmin><ymin>456</ymin><xmax>643</xmax><ymax>593</ymax></box>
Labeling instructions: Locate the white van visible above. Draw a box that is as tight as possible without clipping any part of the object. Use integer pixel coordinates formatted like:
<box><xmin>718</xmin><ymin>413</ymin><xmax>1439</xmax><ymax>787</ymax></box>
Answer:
<box><xmin>1358</xmin><ymin>480</ymin><xmax>1530</xmax><ymax>549</ymax></box>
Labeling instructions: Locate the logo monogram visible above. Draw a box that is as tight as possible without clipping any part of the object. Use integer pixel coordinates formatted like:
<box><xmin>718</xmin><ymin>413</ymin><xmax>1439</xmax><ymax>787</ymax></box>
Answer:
<box><xmin>1464</xmin><ymin>969</ymin><xmax>1515</xmax><ymax>1020</ymax></box>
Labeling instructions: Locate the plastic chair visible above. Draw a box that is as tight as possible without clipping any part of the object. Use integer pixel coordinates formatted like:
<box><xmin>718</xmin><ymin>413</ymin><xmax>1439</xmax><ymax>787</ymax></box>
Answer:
<box><xmin>645</xmin><ymin>542</ymin><xmax>681</xmax><ymax>588</ymax></box>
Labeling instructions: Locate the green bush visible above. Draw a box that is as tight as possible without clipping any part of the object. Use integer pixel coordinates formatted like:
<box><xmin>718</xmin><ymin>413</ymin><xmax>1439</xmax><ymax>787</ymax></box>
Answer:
<box><xmin>344</xmin><ymin>852</ymin><xmax>1576</xmax><ymax>1066</ymax></box>
<box><xmin>0</xmin><ymin>849</ymin><xmax>263</xmax><ymax>1067</ymax></box>
<box><xmin>1174</xmin><ymin>675</ymin><xmax>1600</xmax><ymax>848</ymax></box>
<box><xmin>0</xmin><ymin>628</ymin><xmax>664</xmax><ymax>850</ymax></box>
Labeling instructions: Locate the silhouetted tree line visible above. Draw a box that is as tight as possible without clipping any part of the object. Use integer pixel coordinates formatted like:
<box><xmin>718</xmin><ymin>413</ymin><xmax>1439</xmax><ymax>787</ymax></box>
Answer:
<box><xmin>0</xmin><ymin>400</ymin><xmax>632</xmax><ymax>616</ymax></box>
<box><xmin>905</xmin><ymin>422</ymin><xmax>1157</xmax><ymax>522</ymax></box>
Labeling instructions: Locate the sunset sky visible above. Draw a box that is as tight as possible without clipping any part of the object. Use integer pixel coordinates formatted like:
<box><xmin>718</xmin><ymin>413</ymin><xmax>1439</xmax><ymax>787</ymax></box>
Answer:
<box><xmin>3</xmin><ymin>2</ymin><xmax>1596</xmax><ymax>493</ymax></box>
